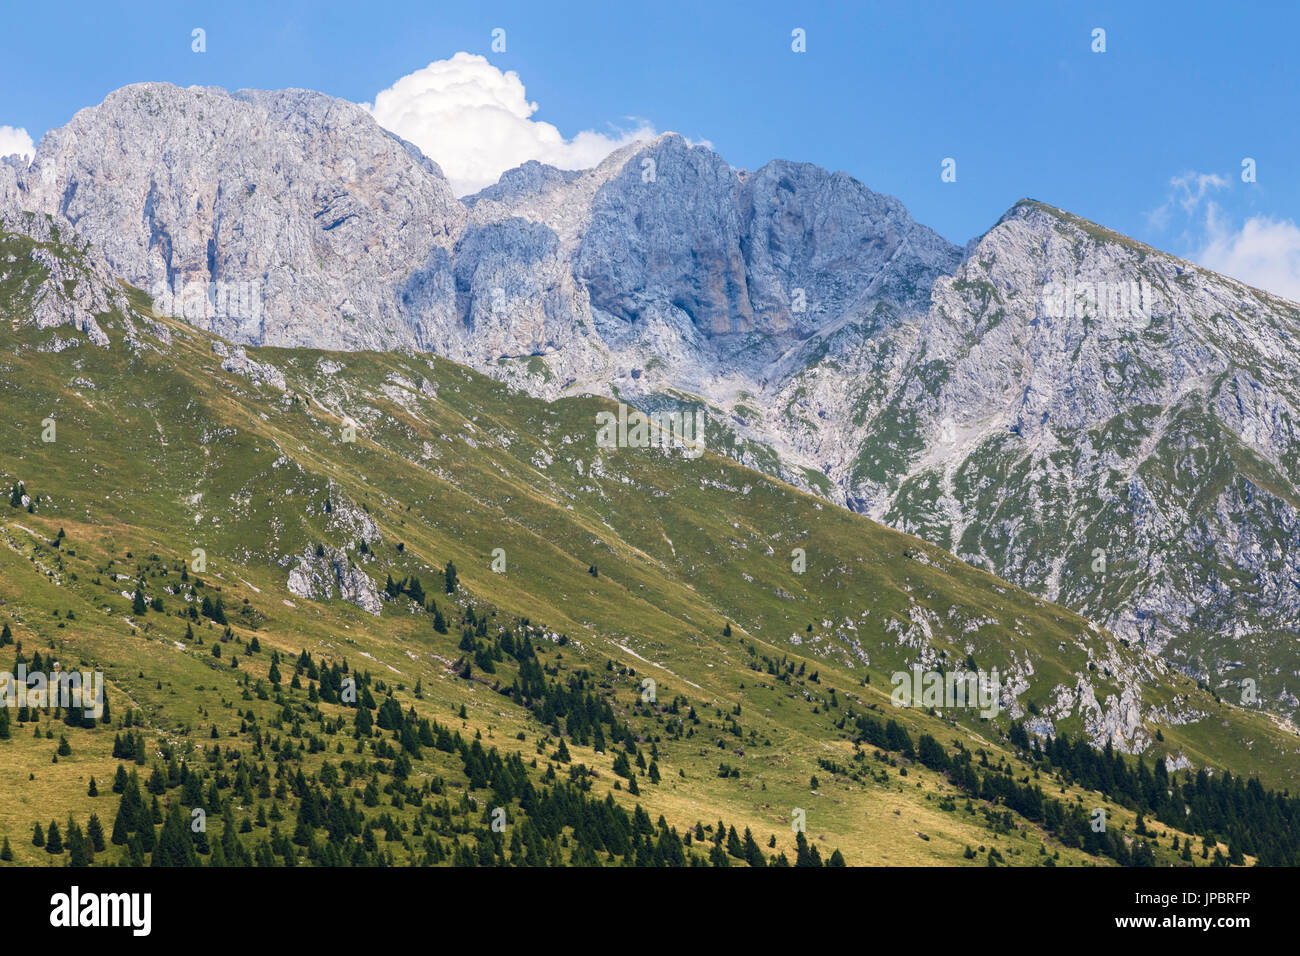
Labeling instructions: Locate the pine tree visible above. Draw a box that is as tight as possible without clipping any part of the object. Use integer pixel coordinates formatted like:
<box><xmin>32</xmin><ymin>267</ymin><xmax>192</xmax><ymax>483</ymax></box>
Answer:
<box><xmin>0</xmin><ymin>837</ymin><xmax>11</xmax><ymax>861</ymax></box>
<box><xmin>151</xmin><ymin>800</ymin><xmax>198</xmax><ymax>867</ymax></box>
<box><xmin>0</xmin><ymin>623</ymin><xmax>12</xmax><ymax>646</ymax></box>
<box><xmin>45</xmin><ymin>821</ymin><xmax>63</xmax><ymax>854</ymax></box>
<box><xmin>726</xmin><ymin>825</ymin><xmax>744</xmax><ymax>858</ymax></box>
<box><xmin>794</xmin><ymin>831</ymin><xmax>821</xmax><ymax>867</ymax></box>
<box><xmin>132</xmin><ymin>587</ymin><xmax>147</xmax><ymax>616</ymax></box>
<box><xmin>87</xmin><ymin>813</ymin><xmax>106</xmax><ymax>852</ymax></box>
<box><xmin>444</xmin><ymin>560</ymin><xmax>458</xmax><ymax>594</ymax></box>
<box><xmin>67</xmin><ymin>820</ymin><xmax>89</xmax><ymax>867</ymax></box>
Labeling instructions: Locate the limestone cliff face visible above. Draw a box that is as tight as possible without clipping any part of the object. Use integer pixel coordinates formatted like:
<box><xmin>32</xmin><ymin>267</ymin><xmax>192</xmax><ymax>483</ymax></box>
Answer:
<box><xmin>3</xmin><ymin>86</ymin><xmax>956</xmax><ymax>381</ymax></box>
<box><xmin>13</xmin><ymin>83</ymin><xmax>465</xmax><ymax>351</ymax></box>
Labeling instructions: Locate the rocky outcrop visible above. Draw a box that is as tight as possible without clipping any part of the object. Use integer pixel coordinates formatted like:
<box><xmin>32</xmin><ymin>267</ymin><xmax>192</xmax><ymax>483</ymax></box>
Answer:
<box><xmin>286</xmin><ymin>545</ymin><xmax>382</xmax><ymax>616</ymax></box>
<box><xmin>324</xmin><ymin>489</ymin><xmax>382</xmax><ymax>550</ymax></box>
<box><xmin>212</xmin><ymin>341</ymin><xmax>286</xmax><ymax>390</ymax></box>
<box><xmin>0</xmin><ymin>210</ymin><xmax>130</xmax><ymax>346</ymax></box>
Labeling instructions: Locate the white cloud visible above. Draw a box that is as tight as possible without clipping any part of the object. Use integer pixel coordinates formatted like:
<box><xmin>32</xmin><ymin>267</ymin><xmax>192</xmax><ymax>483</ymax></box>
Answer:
<box><xmin>1146</xmin><ymin>170</ymin><xmax>1228</xmax><ymax>233</ymax></box>
<box><xmin>0</xmin><ymin>125</ymin><xmax>35</xmax><ymax>164</ymax></box>
<box><xmin>366</xmin><ymin>52</ymin><xmax>658</xmax><ymax>196</ymax></box>
<box><xmin>1170</xmin><ymin>171</ymin><xmax>1228</xmax><ymax>213</ymax></box>
<box><xmin>1143</xmin><ymin>169</ymin><xmax>1300</xmax><ymax>302</ymax></box>
<box><xmin>1199</xmin><ymin>212</ymin><xmax>1300</xmax><ymax>304</ymax></box>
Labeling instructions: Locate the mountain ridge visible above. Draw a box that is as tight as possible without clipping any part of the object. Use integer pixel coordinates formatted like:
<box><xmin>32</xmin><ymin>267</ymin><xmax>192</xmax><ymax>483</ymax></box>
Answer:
<box><xmin>5</xmin><ymin>81</ymin><xmax>1300</xmax><ymax>721</ymax></box>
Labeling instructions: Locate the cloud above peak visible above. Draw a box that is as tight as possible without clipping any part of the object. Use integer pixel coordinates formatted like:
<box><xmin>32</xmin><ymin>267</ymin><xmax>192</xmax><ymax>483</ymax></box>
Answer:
<box><xmin>0</xmin><ymin>125</ymin><xmax>36</xmax><ymax>164</ymax></box>
<box><xmin>366</xmin><ymin>53</ymin><xmax>657</xmax><ymax>196</ymax></box>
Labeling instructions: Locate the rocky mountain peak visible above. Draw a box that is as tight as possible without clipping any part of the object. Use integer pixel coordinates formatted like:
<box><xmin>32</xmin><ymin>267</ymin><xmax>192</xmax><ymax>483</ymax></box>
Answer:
<box><xmin>13</xmin><ymin>81</ymin><xmax>467</xmax><ymax>351</ymax></box>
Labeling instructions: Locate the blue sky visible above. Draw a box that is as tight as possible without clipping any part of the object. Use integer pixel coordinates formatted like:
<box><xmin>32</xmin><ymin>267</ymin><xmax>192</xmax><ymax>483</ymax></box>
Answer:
<box><xmin>2</xmin><ymin>0</ymin><xmax>1298</xmax><ymax>297</ymax></box>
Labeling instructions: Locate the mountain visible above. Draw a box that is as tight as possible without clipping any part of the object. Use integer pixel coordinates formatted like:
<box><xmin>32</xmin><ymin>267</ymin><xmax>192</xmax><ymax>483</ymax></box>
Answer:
<box><xmin>5</xmin><ymin>81</ymin><xmax>1300</xmax><ymax>724</ymax></box>
<box><xmin>1</xmin><ymin>83</ymin><xmax>958</xmax><ymax>371</ymax></box>
<box><xmin>4</xmin><ymin>212</ymin><xmax>1300</xmax><ymax>868</ymax></box>
<box><xmin>11</xmin><ymin>83</ymin><xmax>464</xmax><ymax>351</ymax></box>
<box><xmin>770</xmin><ymin>201</ymin><xmax>1300</xmax><ymax>713</ymax></box>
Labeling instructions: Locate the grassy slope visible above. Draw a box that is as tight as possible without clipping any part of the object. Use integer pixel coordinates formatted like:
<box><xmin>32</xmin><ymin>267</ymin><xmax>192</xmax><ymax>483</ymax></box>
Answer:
<box><xmin>0</xmin><ymin>241</ymin><xmax>1295</xmax><ymax>865</ymax></box>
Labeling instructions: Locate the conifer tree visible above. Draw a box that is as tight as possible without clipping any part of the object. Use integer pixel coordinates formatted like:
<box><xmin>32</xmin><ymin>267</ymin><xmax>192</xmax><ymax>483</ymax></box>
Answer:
<box><xmin>726</xmin><ymin>825</ymin><xmax>743</xmax><ymax>858</ymax></box>
<box><xmin>87</xmin><ymin>813</ymin><xmax>106</xmax><ymax>852</ymax></box>
<box><xmin>45</xmin><ymin>820</ymin><xmax>63</xmax><ymax>854</ymax></box>
<box><xmin>408</xmin><ymin>576</ymin><xmax>425</xmax><ymax>605</ymax></box>
<box><xmin>67</xmin><ymin>820</ymin><xmax>89</xmax><ymax>867</ymax></box>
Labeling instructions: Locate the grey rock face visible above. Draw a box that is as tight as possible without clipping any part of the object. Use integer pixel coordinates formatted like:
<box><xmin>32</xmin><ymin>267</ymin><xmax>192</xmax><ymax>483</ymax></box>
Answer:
<box><xmin>0</xmin><ymin>210</ymin><xmax>130</xmax><ymax>346</ymax></box>
<box><xmin>450</xmin><ymin>133</ymin><xmax>960</xmax><ymax>400</ymax></box>
<box><xmin>15</xmin><ymin>83</ymin><xmax>465</xmax><ymax>351</ymax></box>
<box><xmin>286</xmin><ymin>544</ymin><xmax>382</xmax><ymax>615</ymax></box>
<box><xmin>577</xmin><ymin>137</ymin><xmax>753</xmax><ymax>338</ymax></box>
<box><xmin>7</xmin><ymin>87</ymin><xmax>957</xmax><ymax>394</ymax></box>
<box><xmin>463</xmin><ymin>160</ymin><xmax>580</xmax><ymax>208</ymax></box>
<box><xmin>0</xmin><ymin>156</ymin><xmax>22</xmax><ymax>209</ymax></box>
<box><xmin>573</xmin><ymin>136</ymin><xmax>961</xmax><ymax>367</ymax></box>
<box><xmin>451</xmin><ymin>217</ymin><xmax>578</xmax><ymax>361</ymax></box>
